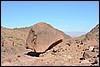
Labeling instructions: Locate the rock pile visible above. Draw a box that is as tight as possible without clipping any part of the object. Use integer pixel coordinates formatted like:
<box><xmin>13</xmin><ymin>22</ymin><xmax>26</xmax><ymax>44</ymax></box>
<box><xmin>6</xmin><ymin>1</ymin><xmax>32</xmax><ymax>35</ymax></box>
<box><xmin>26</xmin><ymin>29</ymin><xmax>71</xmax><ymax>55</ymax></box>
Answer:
<box><xmin>80</xmin><ymin>45</ymin><xmax>99</xmax><ymax>66</ymax></box>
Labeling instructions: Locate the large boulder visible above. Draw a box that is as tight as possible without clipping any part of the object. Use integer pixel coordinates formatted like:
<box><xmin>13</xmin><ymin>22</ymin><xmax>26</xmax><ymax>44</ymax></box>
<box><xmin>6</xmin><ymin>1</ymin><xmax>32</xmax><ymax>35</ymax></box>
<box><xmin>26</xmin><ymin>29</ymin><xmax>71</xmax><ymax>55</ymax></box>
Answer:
<box><xmin>26</xmin><ymin>22</ymin><xmax>71</xmax><ymax>53</ymax></box>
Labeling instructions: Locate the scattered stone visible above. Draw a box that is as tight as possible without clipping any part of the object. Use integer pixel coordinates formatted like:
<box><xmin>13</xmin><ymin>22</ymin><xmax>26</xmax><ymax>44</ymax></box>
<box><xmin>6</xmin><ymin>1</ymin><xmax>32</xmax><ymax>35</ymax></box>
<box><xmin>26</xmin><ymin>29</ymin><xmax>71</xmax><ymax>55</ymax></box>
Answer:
<box><xmin>67</xmin><ymin>55</ymin><xmax>72</xmax><ymax>59</ymax></box>
<box><xmin>81</xmin><ymin>60</ymin><xmax>90</xmax><ymax>63</ymax></box>
<box><xmin>76</xmin><ymin>41</ymin><xmax>80</xmax><ymax>44</ymax></box>
<box><xmin>65</xmin><ymin>42</ymin><xmax>71</xmax><ymax>46</ymax></box>
<box><xmin>80</xmin><ymin>41</ymin><xmax>83</xmax><ymax>45</ymax></box>
<box><xmin>88</xmin><ymin>46</ymin><xmax>94</xmax><ymax>51</ymax></box>
<box><xmin>91</xmin><ymin>57</ymin><xmax>99</xmax><ymax>65</ymax></box>
<box><xmin>17</xmin><ymin>55</ymin><xmax>21</xmax><ymax>58</ymax></box>
<box><xmin>83</xmin><ymin>50</ymin><xmax>98</xmax><ymax>58</ymax></box>
<box><xmin>77</xmin><ymin>45</ymin><xmax>79</xmax><ymax>47</ymax></box>
<box><xmin>80</xmin><ymin>57</ymin><xmax>85</xmax><ymax>60</ymax></box>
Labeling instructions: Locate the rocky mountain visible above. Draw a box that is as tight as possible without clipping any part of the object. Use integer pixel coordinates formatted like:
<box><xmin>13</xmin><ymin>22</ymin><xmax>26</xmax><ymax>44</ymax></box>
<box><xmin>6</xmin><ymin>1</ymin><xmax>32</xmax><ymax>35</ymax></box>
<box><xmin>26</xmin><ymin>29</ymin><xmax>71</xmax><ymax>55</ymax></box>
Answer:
<box><xmin>74</xmin><ymin>24</ymin><xmax>99</xmax><ymax>43</ymax></box>
<box><xmin>84</xmin><ymin>24</ymin><xmax>99</xmax><ymax>42</ymax></box>
<box><xmin>1</xmin><ymin>22</ymin><xmax>99</xmax><ymax>66</ymax></box>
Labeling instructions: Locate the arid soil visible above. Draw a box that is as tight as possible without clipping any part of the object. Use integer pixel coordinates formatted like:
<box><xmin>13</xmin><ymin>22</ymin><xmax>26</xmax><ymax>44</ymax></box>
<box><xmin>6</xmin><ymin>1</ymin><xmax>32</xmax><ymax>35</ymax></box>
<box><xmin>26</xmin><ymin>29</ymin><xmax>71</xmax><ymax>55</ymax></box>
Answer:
<box><xmin>1</xmin><ymin>22</ymin><xmax>99</xmax><ymax>66</ymax></box>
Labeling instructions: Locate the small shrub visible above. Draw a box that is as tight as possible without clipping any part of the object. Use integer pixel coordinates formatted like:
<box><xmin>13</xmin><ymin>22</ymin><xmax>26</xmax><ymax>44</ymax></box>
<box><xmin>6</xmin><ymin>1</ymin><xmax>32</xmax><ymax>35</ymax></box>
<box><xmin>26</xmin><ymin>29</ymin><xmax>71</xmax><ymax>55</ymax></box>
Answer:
<box><xmin>8</xmin><ymin>36</ymin><xmax>13</xmax><ymax>38</ymax></box>
<box><xmin>16</xmin><ymin>38</ymin><xmax>20</xmax><ymax>40</ymax></box>
<box><xmin>1</xmin><ymin>47</ymin><xmax>5</xmax><ymax>52</ymax></box>
<box><xmin>51</xmin><ymin>52</ymin><xmax>56</xmax><ymax>55</ymax></box>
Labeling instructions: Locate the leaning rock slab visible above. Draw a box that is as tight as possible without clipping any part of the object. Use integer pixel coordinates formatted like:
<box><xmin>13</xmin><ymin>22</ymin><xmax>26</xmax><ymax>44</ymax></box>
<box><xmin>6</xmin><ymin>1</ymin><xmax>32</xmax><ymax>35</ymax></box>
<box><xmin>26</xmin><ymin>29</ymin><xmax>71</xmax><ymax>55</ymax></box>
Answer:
<box><xmin>26</xmin><ymin>22</ymin><xmax>71</xmax><ymax>52</ymax></box>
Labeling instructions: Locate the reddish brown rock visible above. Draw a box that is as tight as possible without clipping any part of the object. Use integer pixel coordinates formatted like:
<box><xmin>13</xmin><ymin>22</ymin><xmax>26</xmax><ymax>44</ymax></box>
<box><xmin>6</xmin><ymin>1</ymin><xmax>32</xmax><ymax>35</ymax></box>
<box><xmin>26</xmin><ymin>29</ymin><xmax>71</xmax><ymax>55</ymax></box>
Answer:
<box><xmin>26</xmin><ymin>22</ymin><xmax>71</xmax><ymax>52</ymax></box>
<box><xmin>83</xmin><ymin>50</ymin><xmax>98</xmax><ymax>58</ymax></box>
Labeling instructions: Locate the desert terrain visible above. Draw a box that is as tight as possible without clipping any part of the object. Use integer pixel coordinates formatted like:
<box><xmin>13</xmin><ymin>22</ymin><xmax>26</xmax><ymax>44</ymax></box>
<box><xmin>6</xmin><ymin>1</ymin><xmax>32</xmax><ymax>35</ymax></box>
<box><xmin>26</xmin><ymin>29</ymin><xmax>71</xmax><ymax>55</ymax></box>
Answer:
<box><xmin>1</xmin><ymin>22</ymin><xmax>99</xmax><ymax>66</ymax></box>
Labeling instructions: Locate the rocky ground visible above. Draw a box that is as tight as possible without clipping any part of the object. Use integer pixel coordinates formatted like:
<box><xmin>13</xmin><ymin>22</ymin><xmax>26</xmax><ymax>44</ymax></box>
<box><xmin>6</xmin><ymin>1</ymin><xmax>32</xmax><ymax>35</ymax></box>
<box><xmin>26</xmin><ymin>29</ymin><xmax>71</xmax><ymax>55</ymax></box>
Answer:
<box><xmin>1</xmin><ymin>22</ymin><xmax>99</xmax><ymax>66</ymax></box>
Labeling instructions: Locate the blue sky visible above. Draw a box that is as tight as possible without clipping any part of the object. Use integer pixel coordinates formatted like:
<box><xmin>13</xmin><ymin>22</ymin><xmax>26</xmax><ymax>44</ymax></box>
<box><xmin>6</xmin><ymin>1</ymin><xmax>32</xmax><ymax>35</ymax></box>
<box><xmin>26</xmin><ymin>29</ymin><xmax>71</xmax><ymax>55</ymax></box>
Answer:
<box><xmin>1</xmin><ymin>1</ymin><xmax>99</xmax><ymax>36</ymax></box>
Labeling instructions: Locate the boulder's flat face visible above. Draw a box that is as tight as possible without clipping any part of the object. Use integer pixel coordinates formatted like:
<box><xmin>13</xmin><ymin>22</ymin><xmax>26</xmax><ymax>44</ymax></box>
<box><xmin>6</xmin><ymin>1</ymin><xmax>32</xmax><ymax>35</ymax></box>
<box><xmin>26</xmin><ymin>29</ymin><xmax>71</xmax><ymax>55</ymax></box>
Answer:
<box><xmin>26</xmin><ymin>22</ymin><xmax>71</xmax><ymax>52</ymax></box>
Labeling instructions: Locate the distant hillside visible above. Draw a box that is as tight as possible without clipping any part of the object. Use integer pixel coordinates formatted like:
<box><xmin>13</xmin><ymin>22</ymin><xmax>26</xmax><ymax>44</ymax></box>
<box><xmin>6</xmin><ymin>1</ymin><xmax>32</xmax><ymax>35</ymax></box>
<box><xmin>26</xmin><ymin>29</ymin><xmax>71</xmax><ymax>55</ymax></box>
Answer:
<box><xmin>65</xmin><ymin>31</ymin><xmax>86</xmax><ymax>37</ymax></box>
<box><xmin>76</xmin><ymin>24</ymin><xmax>99</xmax><ymax>42</ymax></box>
<box><xmin>85</xmin><ymin>24</ymin><xmax>99</xmax><ymax>41</ymax></box>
